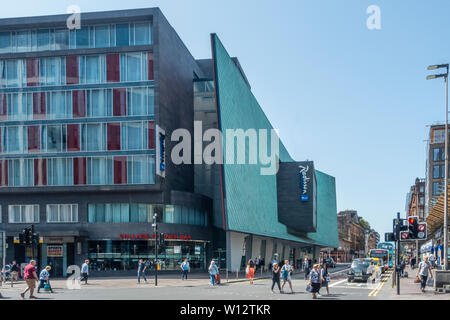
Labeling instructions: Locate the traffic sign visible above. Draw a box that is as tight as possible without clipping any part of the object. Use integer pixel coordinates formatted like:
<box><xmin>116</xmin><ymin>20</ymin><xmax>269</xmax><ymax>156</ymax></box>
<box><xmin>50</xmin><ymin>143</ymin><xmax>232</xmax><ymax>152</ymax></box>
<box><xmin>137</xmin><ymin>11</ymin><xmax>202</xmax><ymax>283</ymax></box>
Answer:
<box><xmin>400</xmin><ymin>231</ymin><xmax>409</xmax><ymax>240</ymax></box>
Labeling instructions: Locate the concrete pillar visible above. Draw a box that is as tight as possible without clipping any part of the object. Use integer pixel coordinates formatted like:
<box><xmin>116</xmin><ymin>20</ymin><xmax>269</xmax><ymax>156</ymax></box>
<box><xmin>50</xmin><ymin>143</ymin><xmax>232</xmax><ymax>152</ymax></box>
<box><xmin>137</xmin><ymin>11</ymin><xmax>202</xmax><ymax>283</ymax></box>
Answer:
<box><xmin>251</xmin><ymin>237</ymin><xmax>262</xmax><ymax>261</ymax></box>
<box><xmin>227</xmin><ymin>231</ymin><xmax>247</xmax><ymax>272</ymax></box>
<box><xmin>63</xmin><ymin>243</ymin><xmax>67</xmax><ymax>277</ymax></box>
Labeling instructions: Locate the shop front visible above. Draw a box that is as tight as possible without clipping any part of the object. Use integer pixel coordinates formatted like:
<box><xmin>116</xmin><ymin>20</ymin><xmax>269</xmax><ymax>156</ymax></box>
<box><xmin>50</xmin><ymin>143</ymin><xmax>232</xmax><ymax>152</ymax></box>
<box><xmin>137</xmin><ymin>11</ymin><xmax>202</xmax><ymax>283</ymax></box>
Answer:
<box><xmin>87</xmin><ymin>233</ymin><xmax>209</xmax><ymax>273</ymax></box>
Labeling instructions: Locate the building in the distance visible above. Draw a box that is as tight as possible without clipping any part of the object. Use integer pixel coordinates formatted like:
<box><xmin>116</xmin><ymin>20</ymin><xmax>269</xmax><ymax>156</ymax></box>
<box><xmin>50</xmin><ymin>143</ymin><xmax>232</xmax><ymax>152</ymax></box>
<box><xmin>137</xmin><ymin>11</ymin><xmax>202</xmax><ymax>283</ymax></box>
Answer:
<box><xmin>405</xmin><ymin>178</ymin><xmax>426</xmax><ymax>221</ymax></box>
<box><xmin>332</xmin><ymin>210</ymin><xmax>378</xmax><ymax>262</ymax></box>
<box><xmin>0</xmin><ymin>8</ymin><xmax>338</xmax><ymax>276</ymax></box>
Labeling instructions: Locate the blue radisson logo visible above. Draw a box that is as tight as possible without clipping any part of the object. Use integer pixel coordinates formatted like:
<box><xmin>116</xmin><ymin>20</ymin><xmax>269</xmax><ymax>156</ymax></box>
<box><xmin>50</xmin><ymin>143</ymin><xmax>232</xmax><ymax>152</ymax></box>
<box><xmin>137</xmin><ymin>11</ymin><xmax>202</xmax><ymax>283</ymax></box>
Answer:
<box><xmin>299</xmin><ymin>165</ymin><xmax>310</xmax><ymax>202</ymax></box>
<box><xmin>159</xmin><ymin>132</ymin><xmax>165</xmax><ymax>172</ymax></box>
<box><xmin>156</xmin><ymin>125</ymin><xmax>166</xmax><ymax>178</ymax></box>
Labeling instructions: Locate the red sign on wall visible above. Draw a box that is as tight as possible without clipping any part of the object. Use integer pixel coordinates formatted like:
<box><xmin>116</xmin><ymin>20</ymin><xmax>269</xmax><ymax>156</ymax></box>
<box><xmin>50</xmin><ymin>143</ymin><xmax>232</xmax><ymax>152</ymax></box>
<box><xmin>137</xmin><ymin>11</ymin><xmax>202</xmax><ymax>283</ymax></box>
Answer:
<box><xmin>118</xmin><ymin>233</ymin><xmax>192</xmax><ymax>241</ymax></box>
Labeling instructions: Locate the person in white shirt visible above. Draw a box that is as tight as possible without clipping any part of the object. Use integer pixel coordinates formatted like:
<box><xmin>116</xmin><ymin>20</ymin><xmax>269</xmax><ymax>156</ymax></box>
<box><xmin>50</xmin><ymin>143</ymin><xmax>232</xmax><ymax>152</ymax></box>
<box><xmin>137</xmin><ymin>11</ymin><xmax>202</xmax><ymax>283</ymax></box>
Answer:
<box><xmin>180</xmin><ymin>259</ymin><xmax>190</xmax><ymax>280</ymax></box>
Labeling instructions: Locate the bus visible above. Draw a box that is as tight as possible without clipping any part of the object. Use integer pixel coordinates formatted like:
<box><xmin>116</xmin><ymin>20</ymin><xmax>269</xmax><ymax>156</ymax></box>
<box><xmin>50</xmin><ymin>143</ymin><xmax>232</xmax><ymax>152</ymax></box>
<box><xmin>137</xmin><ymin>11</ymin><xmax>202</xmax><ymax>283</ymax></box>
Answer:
<box><xmin>368</xmin><ymin>249</ymin><xmax>390</xmax><ymax>272</ymax></box>
<box><xmin>377</xmin><ymin>242</ymin><xmax>394</xmax><ymax>268</ymax></box>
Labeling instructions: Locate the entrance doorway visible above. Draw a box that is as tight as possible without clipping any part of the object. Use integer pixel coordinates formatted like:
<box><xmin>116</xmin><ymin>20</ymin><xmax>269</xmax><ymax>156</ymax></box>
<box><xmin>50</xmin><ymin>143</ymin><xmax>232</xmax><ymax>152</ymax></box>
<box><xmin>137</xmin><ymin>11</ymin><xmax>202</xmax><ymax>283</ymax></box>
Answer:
<box><xmin>47</xmin><ymin>256</ymin><xmax>64</xmax><ymax>277</ymax></box>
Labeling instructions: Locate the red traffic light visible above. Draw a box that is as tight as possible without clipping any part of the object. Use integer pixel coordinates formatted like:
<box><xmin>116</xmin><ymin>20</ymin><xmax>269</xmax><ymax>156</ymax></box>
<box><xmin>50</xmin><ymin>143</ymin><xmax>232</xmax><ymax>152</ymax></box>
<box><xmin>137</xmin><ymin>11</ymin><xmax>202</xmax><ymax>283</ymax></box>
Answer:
<box><xmin>408</xmin><ymin>217</ymin><xmax>417</xmax><ymax>224</ymax></box>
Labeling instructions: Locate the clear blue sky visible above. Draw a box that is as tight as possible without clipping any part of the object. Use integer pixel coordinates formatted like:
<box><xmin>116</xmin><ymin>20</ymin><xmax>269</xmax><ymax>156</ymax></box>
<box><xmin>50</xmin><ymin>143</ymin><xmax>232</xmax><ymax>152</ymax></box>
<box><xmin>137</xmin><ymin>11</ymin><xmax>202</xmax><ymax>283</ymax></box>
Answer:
<box><xmin>2</xmin><ymin>0</ymin><xmax>449</xmax><ymax>237</ymax></box>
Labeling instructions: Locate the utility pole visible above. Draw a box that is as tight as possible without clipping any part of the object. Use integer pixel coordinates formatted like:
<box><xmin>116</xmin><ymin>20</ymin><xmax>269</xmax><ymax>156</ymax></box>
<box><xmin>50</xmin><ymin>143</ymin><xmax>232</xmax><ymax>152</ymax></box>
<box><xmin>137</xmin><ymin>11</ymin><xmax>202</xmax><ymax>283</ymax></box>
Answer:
<box><xmin>153</xmin><ymin>213</ymin><xmax>158</xmax><ymax>287</ymax></box>
<box><xmin>396</xmin><ymin>212</ymin><xmax>401</xmax><ymax>295</ymax></box>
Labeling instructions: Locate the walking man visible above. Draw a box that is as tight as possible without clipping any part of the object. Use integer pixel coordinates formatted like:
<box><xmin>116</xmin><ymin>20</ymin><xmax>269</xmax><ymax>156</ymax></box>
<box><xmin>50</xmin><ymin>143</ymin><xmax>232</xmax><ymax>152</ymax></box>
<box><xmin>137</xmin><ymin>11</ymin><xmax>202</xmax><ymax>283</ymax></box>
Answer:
<box><xmin>417</xmin><ymin>255</ymin><xmax>433</xmax><ymax>293</ymax></box>
<box><xmin>303</xmin><ymin>258</ymin><xmax>310</xmax><ymax>280</ymax></box>
<box><xmin>180</xmin><ymin>258</ymin><xmax>190</xmax><ymax>280</ymax></box>
<box><xmin>80</xmin><ymin>259</ymin><xmax>89</xmax><ymax>285</ymax></box>
<box><xmin>137</xmin><ymin>259</ymin><xmax>148</xmax><ymax>284</ymax></box>
<box><xmin>20</xmin><ymin>260</ymin><xmax>38</xmax><ymax>299</ymax></box>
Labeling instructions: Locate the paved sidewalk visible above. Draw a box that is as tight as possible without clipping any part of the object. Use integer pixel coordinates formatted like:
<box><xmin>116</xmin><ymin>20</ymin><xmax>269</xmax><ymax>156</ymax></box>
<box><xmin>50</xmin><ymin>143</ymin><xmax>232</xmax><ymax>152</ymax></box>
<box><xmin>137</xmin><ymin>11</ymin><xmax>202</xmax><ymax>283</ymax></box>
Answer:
<box><xmin>378</xmin><ymin>266</ymin><xmax>449</xmax><ymax>300</ymax></box>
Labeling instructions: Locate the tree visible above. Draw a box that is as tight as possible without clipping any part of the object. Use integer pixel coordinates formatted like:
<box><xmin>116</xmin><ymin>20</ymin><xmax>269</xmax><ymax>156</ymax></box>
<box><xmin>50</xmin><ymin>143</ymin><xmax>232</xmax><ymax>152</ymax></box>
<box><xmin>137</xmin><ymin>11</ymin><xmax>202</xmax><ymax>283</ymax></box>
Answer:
<box><xmin>359</xmin><ymin>218</ymin><xmax>370</xmax><ymax>230</ymax></box>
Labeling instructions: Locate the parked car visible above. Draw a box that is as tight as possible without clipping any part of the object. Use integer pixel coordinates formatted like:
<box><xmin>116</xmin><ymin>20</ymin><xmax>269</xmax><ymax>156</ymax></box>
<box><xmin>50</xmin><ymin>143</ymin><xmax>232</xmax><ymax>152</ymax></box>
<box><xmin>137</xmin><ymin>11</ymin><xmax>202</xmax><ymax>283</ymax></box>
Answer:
<box><xmin>348</xmin><ymin>258</ymin><xmax>377</xmax><ymax>283</ymax></box>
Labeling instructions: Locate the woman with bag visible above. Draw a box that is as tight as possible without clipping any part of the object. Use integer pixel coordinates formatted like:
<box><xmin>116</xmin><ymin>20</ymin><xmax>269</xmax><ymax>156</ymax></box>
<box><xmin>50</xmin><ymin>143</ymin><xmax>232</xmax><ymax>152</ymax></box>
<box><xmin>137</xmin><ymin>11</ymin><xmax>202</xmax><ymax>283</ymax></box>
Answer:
<box><xmin>37</xmin><ymin>266</ymin><xmax>53</xmax><ymax>293</ymax></box>
<box><xmin>270</xmin><ymin>262</ymin><xmax>282</xmax><ymax>293</ymax></box>
<box><xmin>246</xmin><ymin>259</ymin><xmax>255</xmax><ymax>285</ymax></box>
<box><xmin>208</xmin><ymin>260</ymin><xmax>219</xmax><ymax>286</ymax></box>
<box><xmin>281</xmin><ymin>260</ymin><xmax>294</xmax><ymax>294</ymax></box>
<box><xmin>416</xmin><ymin>255</ymin><xmax>433</xmax><ymax>293</ymax></box>
<box><xmin>308</xmin><ymin>264</ymin><xmax>322</xmax><ymax>299</ymax></box>
<box><xmin>320</xmin><ymin>264</ymin><xmax>330</xmax><ymax>296</ymax></box>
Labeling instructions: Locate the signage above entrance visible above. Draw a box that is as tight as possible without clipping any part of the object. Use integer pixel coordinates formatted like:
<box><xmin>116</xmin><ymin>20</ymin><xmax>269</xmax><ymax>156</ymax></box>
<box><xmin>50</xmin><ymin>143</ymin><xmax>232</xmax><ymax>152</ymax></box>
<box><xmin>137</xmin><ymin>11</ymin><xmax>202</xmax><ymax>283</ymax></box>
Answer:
<box><xmin>118</xmin><ymin>233</ymin><xmax>192</xmax><ymax>241</ymax></box>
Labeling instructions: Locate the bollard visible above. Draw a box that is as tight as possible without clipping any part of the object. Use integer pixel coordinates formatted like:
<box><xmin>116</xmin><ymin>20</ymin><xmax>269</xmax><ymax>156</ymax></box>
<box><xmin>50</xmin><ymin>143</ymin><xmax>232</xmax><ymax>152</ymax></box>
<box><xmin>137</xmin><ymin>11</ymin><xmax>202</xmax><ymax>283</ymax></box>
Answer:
<box><xmin>226</xmin><ymin>269</ymin><xmax>229</xmax><ymax>283</ymax></box>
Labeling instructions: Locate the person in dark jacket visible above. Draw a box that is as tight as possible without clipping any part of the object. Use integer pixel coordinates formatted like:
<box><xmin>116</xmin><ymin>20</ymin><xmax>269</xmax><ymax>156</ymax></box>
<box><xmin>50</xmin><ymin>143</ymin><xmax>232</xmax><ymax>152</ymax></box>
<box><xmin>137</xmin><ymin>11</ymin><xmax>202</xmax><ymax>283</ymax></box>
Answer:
<box><xmin>271</xmin><ymin>262</ymin><xmax>282</xmax><ymax>293</ymax></box>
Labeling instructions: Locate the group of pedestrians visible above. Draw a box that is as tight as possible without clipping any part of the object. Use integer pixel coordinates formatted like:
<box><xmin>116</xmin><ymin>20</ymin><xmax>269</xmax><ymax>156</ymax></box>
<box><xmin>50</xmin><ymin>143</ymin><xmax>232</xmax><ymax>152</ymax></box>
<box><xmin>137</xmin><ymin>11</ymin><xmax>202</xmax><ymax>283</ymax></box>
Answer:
<box><xmin>270</xmin><ymin>259</ymin><xmax>294</xmax><ymax>294</ymax></box>
<box><xmin>307</xmin><ymin>263</ymin><xmax>331</xmax><ymax>299</ymax></box>
<box><xmin>19</xmin><ymin>260</ymin><xmax>54</xmax><ymax>299</ymax></box>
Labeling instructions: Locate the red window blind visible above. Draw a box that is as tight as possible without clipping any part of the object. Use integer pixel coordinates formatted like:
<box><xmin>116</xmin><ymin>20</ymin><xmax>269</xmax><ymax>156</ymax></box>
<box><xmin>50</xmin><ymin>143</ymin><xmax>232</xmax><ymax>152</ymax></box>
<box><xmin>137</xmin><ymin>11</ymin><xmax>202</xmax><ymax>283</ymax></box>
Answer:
<box><xmin>26</xmin><ymin>58</ymin><xmax>40</xmax><ymax>87</ymax></box>
<box><xmin>66</xmin><ymin>55</ymin><xmax>79</xmax><ymax>85</ymax></box>
<box><xmin>34</xmin><ymin>158</ymin><xmax>47</xmax><ymax>186</ymax></box>
<box><xmin>148</xmin><ymin>121</ymin><xmax>155</xmax><ymax>149</ymax></box>
<box><xmin>72</xmin><ymin>90</ymin><xmax>86</xmax><ymax>118</ymax></box>
<box><xmin>113</xmin><ymin>88</ymin><xmax>127</xmax><ymax>116</ymax></box>
<box><xmin>148</xmin><ymin>52</ymin><xmax>154</xmax><ymax>80</ymax></box>
<box><xmin>33</xmin><ymin>92</ymin><xmax>46</xmax><ymax>120</ymax></box>
<box><xmin>73</xmin><ymin>157</ymin><xmax>87</xmax><ymax>185</ymax></box>
<box><xmin>0</xmin><ymin>160</ymin><xmax>7</xmax><ymax>186</ymax></box>
<box><xmin>106</xmin><ymin>53</ymin><xmax>120</xmax><ymax>82</ymax></box>
<box><xmin>114</xmin><ymin>156</ymin><xmax>127</xmax><ymax>184</ymax></box>
<box><xmin>67</xmin><ymin>124</ymin><xmax>80</xmax><ymax>152</ymax></box>
<box><xmin>27</xmin><ymin>126</ymin><xmax>40</xmax><ymax>153</ymax></box>
<box><xmin>107</xmin><ymin>123</ymin><xmax>121</xmax><ymax>151</ymax></box>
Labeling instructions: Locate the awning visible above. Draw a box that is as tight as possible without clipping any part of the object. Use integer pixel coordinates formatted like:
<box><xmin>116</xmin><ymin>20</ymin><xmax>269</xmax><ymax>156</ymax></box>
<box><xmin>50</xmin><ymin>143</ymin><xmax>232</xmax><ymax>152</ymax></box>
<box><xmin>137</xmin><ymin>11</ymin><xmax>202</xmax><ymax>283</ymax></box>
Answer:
<box><xmin>427</xmin><ymin>186</ymin><xmax>450</xmax><ymax>235</ymax></box>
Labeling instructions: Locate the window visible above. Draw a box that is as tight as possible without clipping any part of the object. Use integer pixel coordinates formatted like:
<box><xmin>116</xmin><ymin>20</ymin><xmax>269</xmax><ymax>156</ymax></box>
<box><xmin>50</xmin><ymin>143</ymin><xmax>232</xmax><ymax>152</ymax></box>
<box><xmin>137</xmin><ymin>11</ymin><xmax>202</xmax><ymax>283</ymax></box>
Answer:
<box><xmin>76</xmin><ymin>27</ymin><xmax>89</xmax><ymax>49</ymax></box>
<box><xmin>79</xmin><ymin>55</ymin><xmax>106</xmax><ymax>84</ymax></box>
<box><xmin>134</xmin><ymin>23</ymin><xmax>151</xmax><ymax>45</ymax></box>
<box><xmin>433</xmin><ymin>165</ymin><xmax>440</xmax><ymax>179</ymax></box>
<box><xmin>40</xmin><ymin>57</ymin><xmax>66</xmax><ymax>86</ymax></box>
<box><xmin>127</xmin><ymin>155</ymin><xmax>154</xmax><ymax>184</ymax></box>
<box><xmin>442</xmin><ymin>165</ymin><xmax>446</xmax><ymax>179</ymax></box>
<box><xmin>87</xmin><ymin>156</ymin><xmax>113</xmax><ymax>185</ymax></box>
<box><xmin>433</xmin><ymin>148</ymin><xmax>441</xmax><ymax>162</ymax></box>
<box><xmin>8</xmin><ymin>93</ymin><xmax>33</xmax><ymax>120</ymax></box>
<box><xmin>8</xmin><ymin>204</ymin><xmax>39</xmax><ymax>223</ymax></box>
<box><xmin>94</xmin><ymin>25</ymin><xmax>109</xmax><ymax>48</ymax></box>
<box><xmin>47</xmin><ymin>158</ymin><xmax>73</xmax><ymax>186</ymax></box>
<box><xmin>0</xmin><ymin>32</ymin><xmax>11</xmax><ymax>53</ymax></box>
<box><xmin>127</xmin><ymin>87</ymin><xmax>154</xmax><ymax>115</ymax></box>
<box><xmin>419</xmin><ymin>197</ymin><xmax>424</xmax><ymax>205</ymax></box>
<box><xmin>4</xmin><ymin>126</ymin><xmax>27</xmax><ymax>153</ymax></box>
<box><xmin>54</xmin><ymin>29</ymin><xmax>69</xmax><ymax>50</ymax></box>
<box><xmin>115</xmin><ymin>24</ymin><xmax>129</xmax><ymax>46</ymax></box>
<box><xmin>47</xmin><ymin>204</ymin><xmax>78</xmax><ymax>223</ymax></box>
<box><xmin>120</xmin><ymin>52</ymin><xmax>148</xmax><ymax>82</ymax></box>
<box><xmin>433</xmin><ymin>182</ymin><xmax>444</xmax><ymax>196</ymax></box>
<box><xmin>4</xmin><ymin>59</ymin><xmax>26</xmax><ymax>88</ymax></box>
<box><xmin>82</xmin><ymin>123</ymin><xmax>107</xmax><ymax>151</ymax></box>
<box><xmin>121</xmin><ymin>122</ymin><xmax>146</xmax><ymax>150</ymax></box>
<box><xmin>163</xmin><ymin>205</ymin><xmax>207</xmax><ymax>226</ymax></box>
<box><xmin>48</xmin><ymin>91</ymin><xmax>72</xmax><ymax>119</ymax></box>
<box><xmin>8</xmin><ymin>159</ymin><xmax>33</xmax><ymax>186</ymax></box>
<box><xmin>87</xmin><ymin>89</ymin><xmax>112</xmax><ymax>117</ymax></box>
<box><xmin>44</xmin><ymin>125</ymin><xmax>66</xmax><ymax>152</ymax></box>
<box><xmin>16</xmin><ymin>31</ymin><xmax>31</xmax><ymax>52</ymax></box>
<box><xmin>37</xmin><ymin>29</ymin><xmax>50</xmax><ymax>51</ymax></box>
<box><xmin>420</xmin><ymin>186</ymin><xmax>424</xmax><ymax>193</ymax></box>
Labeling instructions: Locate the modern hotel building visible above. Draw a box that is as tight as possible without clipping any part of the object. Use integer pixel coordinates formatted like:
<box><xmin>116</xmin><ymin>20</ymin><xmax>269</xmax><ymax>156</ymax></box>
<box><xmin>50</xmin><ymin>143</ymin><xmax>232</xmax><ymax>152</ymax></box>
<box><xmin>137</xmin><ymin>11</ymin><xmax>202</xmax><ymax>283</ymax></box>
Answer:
<box><xmin>0</xmin><ymin>8</ymin><xmax>338</xmax><ymax>276</ymax></box>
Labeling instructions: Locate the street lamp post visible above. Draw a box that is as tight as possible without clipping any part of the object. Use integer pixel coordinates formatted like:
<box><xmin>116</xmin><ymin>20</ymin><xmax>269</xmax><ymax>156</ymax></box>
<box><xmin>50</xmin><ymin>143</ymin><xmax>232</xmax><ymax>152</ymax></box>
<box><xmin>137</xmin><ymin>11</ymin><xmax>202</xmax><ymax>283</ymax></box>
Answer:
<box><xmin>427</xmin><ymin>64</ymin><xmax>449</xmax><ymax>270</ymax></box>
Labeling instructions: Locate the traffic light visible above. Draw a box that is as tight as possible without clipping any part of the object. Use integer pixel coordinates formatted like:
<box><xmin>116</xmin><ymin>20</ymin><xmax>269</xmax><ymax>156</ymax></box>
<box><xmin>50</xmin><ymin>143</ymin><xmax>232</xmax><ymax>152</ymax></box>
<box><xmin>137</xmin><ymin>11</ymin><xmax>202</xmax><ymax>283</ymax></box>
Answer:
<box><xmin>385</xmin><ymin>232</ymin><xmax>396</xmax><ymax>242</ymax></box>
<box><xmin>19</xmin><ymin>231</ymin><xmax>25</xmax><ymax>245</ymax></box>
<box><xmin>32</xmin><ymin>233</ymin><xmax>39</xmax><ymax>244</ymax></box>
<box><xmin>408</xmin><ymin>217</ymin><xmax>419</xmax><ymax>239</ymax></box>
<box><xmin>159</xmin><ymin>233</ymin><xmax>165</xmax><ymax>245</ymax></box>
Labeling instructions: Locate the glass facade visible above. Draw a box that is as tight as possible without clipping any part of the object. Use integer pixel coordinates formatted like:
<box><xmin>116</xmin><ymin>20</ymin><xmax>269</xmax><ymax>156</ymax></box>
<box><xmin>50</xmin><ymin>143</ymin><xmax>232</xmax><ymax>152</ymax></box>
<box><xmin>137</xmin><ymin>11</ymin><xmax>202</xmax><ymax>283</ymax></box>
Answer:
<box><xmin>0</xmin><ymin>22</ymin><xmax>152</xmax><ymax>54</ymax></box>
<box><xmin>8</xmin><ymin>204</ymin><xmax>39</xmax><ymax>223</ymax></box>
<box><xmin>87</xmin><ymin>240</ymin><xmax>207</xmax><ymax>272</ymax></box>
<box><xmin>0</xmin><ymin>52</ymin><xmax>152</xmax><ymax>88</ymax></box>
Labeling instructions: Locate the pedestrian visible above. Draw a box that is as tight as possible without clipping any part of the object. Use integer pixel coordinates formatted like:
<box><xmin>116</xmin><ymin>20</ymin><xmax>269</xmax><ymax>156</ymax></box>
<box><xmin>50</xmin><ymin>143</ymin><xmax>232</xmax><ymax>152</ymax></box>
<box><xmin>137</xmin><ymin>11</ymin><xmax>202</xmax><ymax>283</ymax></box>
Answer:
<box><xmin>400</xmin><ymin>258</ymin><xmax>406</xmax><ymax>277</ymax></box>
<box><xmin>281</xmin><ymin>259</ymin><xmax>294</xmax><ymax>294</ymax></box>
<box><xmin>208</xmin><ymin>260</ymin><xmax>219</xmax><ymax>286</ymax></box>
<box><xmin>255</xmin><ymin>257</ymin><xmax>260</xmax><ymax>271</ymax></box>
<box><xmin>416</xmin><ymin>255</ymin><xmax>433</xmax><ymax>293</ymax></box>
<box><xmin>410</xmin><ymin>256</ymin><xmax>416</xmax><ymax>270</ymax></box>
<box><xmin>320</xmin><ymin>264</ymin><xmax>330</xmax><ymax>296</ymax></box>
<box><xmin>246</xmin><ymin>259</ymin><xmax>256</xmax><ymax>285</ymax></box>
<box><xmin>271</xmin><ymin>262</ymin><xmax>282</xmax><ymax>293</ymax></box>
<box><xmin>10</xmin><ymin>260</ymin><xmax>19</xmax><ymax>285</ymax></box>
<box><xmin>181</xmin><ymin>258</ymin><xmax>190</xmax><ymax>280</ymax></box>
<box><xmin>309</xmin><ymin>264</ymin><xmax>322</xmax><ymax>299</ymax></box>
<box><xmin>37</xmin><ymin>266</ymin><xmax>54</xmax><ymax>293</ymax></box>
<box><xmin>303</xmin><ymin>258</ymin><xmax>310</xmax><ymax>280</ymax></box>
<box><xmin>80</xmin><ymin>259</ymin><xmax>89</xmax><ymax>285</ymax></box>
<box><xmin>137</xmin><ymin>259</ymin><xmax>148</xmax><ymax>284</ymax></box>
<box><xmin>20</xmin><ymin>260</ymin><xmax>38</xmax><ymax>299</ymax></box>
<box><xmin>429</xmin><ymin>254</ymin><xmax>436</xmax><ymax>268</ymax></box>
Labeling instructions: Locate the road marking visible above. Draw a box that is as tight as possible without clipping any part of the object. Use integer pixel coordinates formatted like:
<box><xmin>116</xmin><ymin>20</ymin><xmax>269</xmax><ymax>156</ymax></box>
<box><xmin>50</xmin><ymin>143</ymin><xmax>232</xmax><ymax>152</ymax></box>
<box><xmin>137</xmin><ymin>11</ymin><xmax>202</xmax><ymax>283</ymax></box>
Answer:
<box><xmin>329</xmin><ymin>279</ymin><xmax>347</xmax><ymax>287</ymax></box>
<box><xmin>368</xmin><ymin>271</ymin><xmax>392</xmax><ymax>297</ymax></box>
